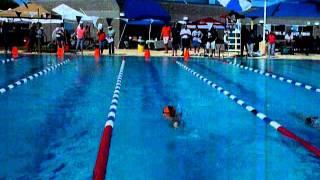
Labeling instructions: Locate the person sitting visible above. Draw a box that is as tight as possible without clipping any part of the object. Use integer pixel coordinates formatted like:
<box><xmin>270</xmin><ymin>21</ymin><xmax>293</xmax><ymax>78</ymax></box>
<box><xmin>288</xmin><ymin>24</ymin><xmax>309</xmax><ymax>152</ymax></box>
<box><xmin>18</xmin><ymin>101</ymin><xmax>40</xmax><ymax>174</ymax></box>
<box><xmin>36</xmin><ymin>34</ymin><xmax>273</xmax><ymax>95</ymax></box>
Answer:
<box><xmin>163</xmin><ymin>105</ymin><xmax>182</xmax><ymax>128</ymax></box>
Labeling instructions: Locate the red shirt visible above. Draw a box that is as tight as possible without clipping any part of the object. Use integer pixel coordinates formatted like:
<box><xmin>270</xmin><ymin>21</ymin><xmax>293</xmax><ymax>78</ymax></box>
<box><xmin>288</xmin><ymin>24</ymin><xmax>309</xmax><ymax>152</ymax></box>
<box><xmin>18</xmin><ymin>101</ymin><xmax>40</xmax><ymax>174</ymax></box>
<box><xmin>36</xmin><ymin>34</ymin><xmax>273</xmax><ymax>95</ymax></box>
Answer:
<box><xmin>98</xmin><ymin>32</ymin><xmax>106</xmax><ymax>42</ymax></box>
<box><xmin>268</xmin><ymin>33</ymin><xmax>276</xmax><ymax>44</ymax></box>
<box><xmin>161</xmin><ymin>26</ymin><xmax>171</xmax><ymax>37</ymax></box>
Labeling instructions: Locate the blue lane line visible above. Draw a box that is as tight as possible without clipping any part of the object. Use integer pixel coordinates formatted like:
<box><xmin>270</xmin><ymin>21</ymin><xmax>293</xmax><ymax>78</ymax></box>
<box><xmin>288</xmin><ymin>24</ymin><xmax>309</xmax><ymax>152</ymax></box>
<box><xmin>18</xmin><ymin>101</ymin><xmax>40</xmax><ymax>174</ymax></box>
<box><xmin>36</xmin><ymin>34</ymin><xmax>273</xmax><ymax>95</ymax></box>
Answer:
<box><xmin>1</xmin><ymin>58</ymin><xmax>15</xmax><ymax>64</ymax></box>
<box><xmin>192</xmin><ymin>62</ymin><xmax>257</xmax><ymax>98</ymax></box>
<box><xmin>176</xmin><ymin>60</ymin><xmax>320</xmax><ymax>158</ymax></box>
<box><xmin>0</xmin><ymin>62</ymin><xmax>48</xmax><ymax>87</ymax></box>
<box><xmin>218</xmin><ymin>58</ymin><xmax>320</xmax><ymax>94</ymax></box>
<box><xmin>0</xmin><ymin>59</ymin><xmax>70</xmax><ymax>95</ymax></box>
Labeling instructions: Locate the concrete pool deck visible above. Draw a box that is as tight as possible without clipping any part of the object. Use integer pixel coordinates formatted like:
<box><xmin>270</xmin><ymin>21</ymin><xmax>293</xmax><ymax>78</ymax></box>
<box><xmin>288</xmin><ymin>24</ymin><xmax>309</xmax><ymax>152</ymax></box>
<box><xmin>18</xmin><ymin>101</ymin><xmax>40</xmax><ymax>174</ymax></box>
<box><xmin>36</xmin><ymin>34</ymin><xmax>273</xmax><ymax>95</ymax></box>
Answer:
<box><xmin>1</xmin><ymin>49</ymin><xmax>320</xmax><ymax>60</ymax></box>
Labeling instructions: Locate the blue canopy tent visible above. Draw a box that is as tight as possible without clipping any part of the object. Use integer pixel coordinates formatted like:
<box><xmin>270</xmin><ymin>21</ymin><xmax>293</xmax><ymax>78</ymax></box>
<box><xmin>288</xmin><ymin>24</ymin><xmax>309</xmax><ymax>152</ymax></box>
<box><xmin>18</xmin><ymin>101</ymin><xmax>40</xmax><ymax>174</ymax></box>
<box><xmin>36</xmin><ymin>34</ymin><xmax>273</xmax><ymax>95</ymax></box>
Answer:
<box><xmin>118</xmin><ymin>0</ymin><xmax>170</xmax><ymax>47</ymax></box>
<box><xmin>128</xmin><ymin>19</ymin><xmax>164</xmax><ymax>42</ymax></box>
<box><xmin>123</xmin><ymin>0</ymin><xmax>170</xmax><ymax>23</ymax></box>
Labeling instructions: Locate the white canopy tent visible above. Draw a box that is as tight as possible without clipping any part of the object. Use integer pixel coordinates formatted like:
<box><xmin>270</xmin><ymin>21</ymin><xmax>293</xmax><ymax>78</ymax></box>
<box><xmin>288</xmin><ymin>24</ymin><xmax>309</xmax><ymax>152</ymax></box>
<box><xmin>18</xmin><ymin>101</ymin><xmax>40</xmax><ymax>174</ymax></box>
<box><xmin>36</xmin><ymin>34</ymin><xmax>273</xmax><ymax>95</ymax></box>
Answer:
<box><xmin>0</xmin><ymin>17</ymin><xmax>62</xmax><ymax>24</ymax></box>
<box><xmin>52</xmin><ymin>4</ymin><xmax>98</xmax><ymax>23</ymax></box>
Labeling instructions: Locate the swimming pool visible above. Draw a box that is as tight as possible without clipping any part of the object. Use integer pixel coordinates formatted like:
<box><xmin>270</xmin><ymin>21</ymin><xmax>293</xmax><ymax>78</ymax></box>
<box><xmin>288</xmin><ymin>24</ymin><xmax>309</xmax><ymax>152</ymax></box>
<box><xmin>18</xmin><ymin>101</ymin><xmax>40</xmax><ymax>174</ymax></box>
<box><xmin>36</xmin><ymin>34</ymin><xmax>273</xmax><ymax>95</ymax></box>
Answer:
<box><xmin>0</xmin><ymin>55</ymin><xmax>319</xmax><ymax>179</ymax></box>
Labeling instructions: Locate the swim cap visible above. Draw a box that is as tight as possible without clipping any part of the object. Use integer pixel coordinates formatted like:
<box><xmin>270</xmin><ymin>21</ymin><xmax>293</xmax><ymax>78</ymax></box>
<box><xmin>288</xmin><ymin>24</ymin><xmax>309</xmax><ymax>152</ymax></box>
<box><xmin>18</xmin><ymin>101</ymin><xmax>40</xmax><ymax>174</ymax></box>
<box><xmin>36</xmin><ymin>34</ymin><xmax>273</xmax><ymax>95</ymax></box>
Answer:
<box><xmin>163</xmin><ymin>106</ymin><xmax>170</xmax><ymax>114</ymax></box>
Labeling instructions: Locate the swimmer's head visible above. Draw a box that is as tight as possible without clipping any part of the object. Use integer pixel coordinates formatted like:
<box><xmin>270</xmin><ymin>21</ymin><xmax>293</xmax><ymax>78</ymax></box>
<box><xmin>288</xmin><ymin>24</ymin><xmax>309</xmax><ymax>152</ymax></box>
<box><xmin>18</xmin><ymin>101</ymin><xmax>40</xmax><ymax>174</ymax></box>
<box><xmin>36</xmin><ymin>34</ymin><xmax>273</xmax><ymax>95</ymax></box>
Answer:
<box><xmin>305</xmin><ymin>117</ymin><xmax>313</xmax><ymax>125</ymax></box>
<box><xmin>163</xmin><ymin>105</ymin><xmax>176</xmax><ymax>118</ymax></box>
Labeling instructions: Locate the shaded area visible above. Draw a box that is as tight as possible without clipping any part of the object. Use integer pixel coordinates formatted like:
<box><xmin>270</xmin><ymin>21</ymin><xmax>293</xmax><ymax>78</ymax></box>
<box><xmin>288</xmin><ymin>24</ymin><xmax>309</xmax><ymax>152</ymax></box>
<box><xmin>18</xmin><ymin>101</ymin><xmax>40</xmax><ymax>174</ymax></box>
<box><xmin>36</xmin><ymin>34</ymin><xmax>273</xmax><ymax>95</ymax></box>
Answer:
<box><xmin>27</xmin><ymin>61</ymin><xmax>103</xmax><ymax>177</ymax></box>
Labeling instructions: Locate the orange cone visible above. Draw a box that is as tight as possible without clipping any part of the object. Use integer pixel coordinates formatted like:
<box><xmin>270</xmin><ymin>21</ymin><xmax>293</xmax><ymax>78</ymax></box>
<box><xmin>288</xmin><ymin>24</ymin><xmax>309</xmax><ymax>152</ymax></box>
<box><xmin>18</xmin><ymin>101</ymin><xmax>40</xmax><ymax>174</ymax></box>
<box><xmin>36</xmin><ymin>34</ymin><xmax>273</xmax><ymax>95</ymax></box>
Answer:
<box><xmin>184</xmin><ymin>49</ymin><xmax>190</xmax><ymax>61</ymax></box>
<box><xmin>144</xmin><ymin>49</ymin><xmax>150</xmax><ymax>60</ymax></box>
<box><xmin>57</xmin><ymin>47</ymin><xmax>64</xmax><ymax>58</ymax></box>
<box><xmin>12</xmin><ymin>47</ymin><xmax>18</xmax><ymax>58</ymax></box>
<box><xmin>94</xmin><ymin>48</ymin><xmax>100</xmax><ymax>57</ymax></box>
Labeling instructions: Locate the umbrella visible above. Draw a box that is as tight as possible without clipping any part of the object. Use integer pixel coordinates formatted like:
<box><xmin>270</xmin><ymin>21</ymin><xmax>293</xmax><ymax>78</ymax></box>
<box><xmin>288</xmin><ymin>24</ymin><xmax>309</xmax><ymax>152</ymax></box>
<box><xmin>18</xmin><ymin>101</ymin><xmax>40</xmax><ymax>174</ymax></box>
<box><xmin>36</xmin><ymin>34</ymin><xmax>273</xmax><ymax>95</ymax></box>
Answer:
<box><xmin>246</xmin><ymin>1</ymin><xmax>320</xmax><ymax>18</ymax></box>
<box><xmin>217</xmin><ymin>0</ymin><xmax>252</xmax><ymax>12</ymax></box>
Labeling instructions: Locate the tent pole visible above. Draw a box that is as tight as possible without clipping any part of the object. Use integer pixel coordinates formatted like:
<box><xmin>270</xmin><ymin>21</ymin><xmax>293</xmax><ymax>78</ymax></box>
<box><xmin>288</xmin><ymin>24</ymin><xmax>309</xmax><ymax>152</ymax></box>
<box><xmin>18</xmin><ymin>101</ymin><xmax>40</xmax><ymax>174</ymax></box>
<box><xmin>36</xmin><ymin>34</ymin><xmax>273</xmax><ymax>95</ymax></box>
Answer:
<box><xmin>263</xmin><ymin>0</ymin><xmax>267</xmax><ymax>42</ymax></box>
<box><xmin>149</xmin><ymin>23</ymin><xmax>152</xmax><ymax>41</ymax></box>
<box><xmin>117</xmin><ymin>23</ymin><xmax>127</xmax><ymax>49</ymax></box>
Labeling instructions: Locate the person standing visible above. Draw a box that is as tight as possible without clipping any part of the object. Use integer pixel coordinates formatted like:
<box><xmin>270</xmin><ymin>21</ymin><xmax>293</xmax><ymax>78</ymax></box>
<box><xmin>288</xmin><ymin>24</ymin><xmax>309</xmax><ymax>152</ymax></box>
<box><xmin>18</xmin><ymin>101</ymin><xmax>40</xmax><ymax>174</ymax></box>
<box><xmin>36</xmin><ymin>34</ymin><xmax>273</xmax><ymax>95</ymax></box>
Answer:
<box><xmin>206</xmin><ymin>27</ymin><xmax>218</xmax><ymax>57</ymax></box>
<box><xmin>180</xmin><ymin>24</ymin><xmax>191</xmax><ymax>56</ymax></box>
<box><xmin>76</xmin><ymin>21</ymin><xmax>86</xmax><ymax>55</ymax></box>
<box><xmin>53</xmin><ymin>23</ymin><xmax>65</xmax><ymax>50</ymax></box>
<box><xmin>107</xmin><ymin>25</ymin><xmax>116</xmax><ymax>55</ymax></box>
<box><xmin>28</xmin><ymin>23</ymin><xmax>37</xmax><ymax>52</ymax></box>
<box><xmin>191</xmin><ymin>26</ymin><xmax>203</xmax><ymax>56</ymax></box>
<box><xmin>1</xmin><ymin>21</ymin><xmax>10</xmax><ymax>55</ymax></box>
<box><xmin>285</xmin><ymin>30</ymin><xmax>293</xmax><ymax>46</ymax></box>
<box><xmin>241</xmin><ymin>27</ymin><xmax>249</xmax><ymax>56</ymax></box>
<box><xmin>171</xmin><ymin>22</ymin><xmax>180</xmax><ymax>57</ymax></box>
<box><xmin>161</xmin><ymin>23</ymin><xmax>171</xmax><ymax>53</ymax></box>
<box><xmin>267</xmin><ymin>31</ymin><xmax>276</xmax><ymax>57</ymax></box>
<box><xmin>223</xmin><ymin>30</ymin><xmax>229</xmax><ymax>54</ymax></box>
<box><xmin>97</xmin><ymin>27</ymin><xmax>106</xmax><ymax>54</ymax></box>
<box><xmin>36</xmin><ymin>23</ymin><xmax>45</xmax><ymax>53</ymax></box>
<box><xmin>247</xmin><ymin>30</ymin><xmax>255</xmax><ymax>57</ymax></box>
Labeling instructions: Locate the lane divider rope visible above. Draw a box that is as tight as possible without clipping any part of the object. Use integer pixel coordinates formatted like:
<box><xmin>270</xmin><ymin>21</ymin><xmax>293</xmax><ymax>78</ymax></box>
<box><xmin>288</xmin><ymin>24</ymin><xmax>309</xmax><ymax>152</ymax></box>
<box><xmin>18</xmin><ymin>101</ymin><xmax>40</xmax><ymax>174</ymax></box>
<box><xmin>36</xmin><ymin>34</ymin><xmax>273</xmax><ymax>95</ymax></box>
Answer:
<box><xmin>176</xmin><ymin>61</ymin><xmax>320</xmax><ymax>158</ymax></box>
<box><xmin>0</xmin><ymin>59</ymin><xmax>70</xmax><ymax>95</ymax></box>
<box><xmin>219</xmin><ymin>58</ymin><xmax>320</xmax><ymax>94</ymax></box>
<box><xmin>1</xmin><ymin>58</ymin><xmax>15</xmax><ymax>64</ymax></box>
<box><xmin>93</xmin><ymin>59</ymin><xmax>126</xmax><ymax>180</ymax></box>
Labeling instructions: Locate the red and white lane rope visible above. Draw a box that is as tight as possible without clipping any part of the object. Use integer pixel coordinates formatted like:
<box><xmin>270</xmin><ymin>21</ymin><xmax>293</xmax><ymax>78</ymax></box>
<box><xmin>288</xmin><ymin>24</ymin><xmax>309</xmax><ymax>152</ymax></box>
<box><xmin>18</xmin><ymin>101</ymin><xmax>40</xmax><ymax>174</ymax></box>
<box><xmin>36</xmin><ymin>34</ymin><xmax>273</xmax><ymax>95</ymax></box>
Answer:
<box><xmin>0</xmin><ymin>59</ymin><xmax>70</xmax><ymax>95</ymax></box>
<box><xmin>219</xmin><ymin>58</ymin><xmax>320</xmax><ymax>94</ymax></box>
<box><xmin>176</xmin><ymin>61</ymin><xmax>320</xmax><ymax>158</ymax></box>
<box><xmin>1</xmin><ymin>58</ymin><xmax>15</xmax><ymax>64</ymax></box>
<box><xmin>93</xmin><ymin>59</ymin><xmax>126</xmax><ymax>180</ymax></box>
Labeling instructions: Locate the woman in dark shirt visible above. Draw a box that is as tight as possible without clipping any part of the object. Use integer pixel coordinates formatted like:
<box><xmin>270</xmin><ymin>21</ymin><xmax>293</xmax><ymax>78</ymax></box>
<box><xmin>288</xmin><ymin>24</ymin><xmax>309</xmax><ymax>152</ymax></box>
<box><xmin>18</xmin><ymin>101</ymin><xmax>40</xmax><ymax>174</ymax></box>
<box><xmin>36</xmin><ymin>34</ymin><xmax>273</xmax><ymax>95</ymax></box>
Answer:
<box><xmin>171</xmin><ymin>22</ymin><xmax>180</xmax><ymax>57</ymax></box>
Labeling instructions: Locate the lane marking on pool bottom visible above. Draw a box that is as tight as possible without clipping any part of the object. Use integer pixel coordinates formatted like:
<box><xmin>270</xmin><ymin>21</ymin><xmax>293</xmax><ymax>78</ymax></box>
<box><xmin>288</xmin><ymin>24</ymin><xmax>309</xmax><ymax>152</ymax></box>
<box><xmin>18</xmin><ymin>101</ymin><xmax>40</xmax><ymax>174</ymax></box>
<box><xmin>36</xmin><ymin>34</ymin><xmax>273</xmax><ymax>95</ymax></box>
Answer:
<box><xmin>0</xmin><ymin>59</ymin><xmax>70</xmax><ymax>95</ymax></box>
<box><xmin>176</xmin><ymin>61</ymin><xmax>320</xmax><ymax>158</ymax></box>
<box><xmin>93</xmin><ymin>59</ymin><xmax>126</xmax><ymax>180</ymax></box>
<box><xmin>1</xmin><ymin>58</ymin><xmax>16</xmax><ymax>64</ymax></box>
<box><xmin>217</xmin><ymin>58</ymin><xmax>320</xmax><ymax>94</ymax></box>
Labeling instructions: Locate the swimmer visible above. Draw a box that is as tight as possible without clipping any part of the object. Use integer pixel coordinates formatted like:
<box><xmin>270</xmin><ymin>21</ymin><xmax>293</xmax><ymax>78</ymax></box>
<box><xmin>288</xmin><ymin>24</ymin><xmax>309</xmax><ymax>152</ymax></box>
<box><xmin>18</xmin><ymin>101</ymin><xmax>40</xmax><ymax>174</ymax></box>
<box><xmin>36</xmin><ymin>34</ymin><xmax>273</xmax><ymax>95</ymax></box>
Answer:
<box><xmin>305</xmin><ymin>116</ymin><xmax>320</xmax><ymax>128</ymax></box>
<box><xmin>163</xmin><ymin>105</ymin><xmax>182</xmax><ymax>128</ymax></box>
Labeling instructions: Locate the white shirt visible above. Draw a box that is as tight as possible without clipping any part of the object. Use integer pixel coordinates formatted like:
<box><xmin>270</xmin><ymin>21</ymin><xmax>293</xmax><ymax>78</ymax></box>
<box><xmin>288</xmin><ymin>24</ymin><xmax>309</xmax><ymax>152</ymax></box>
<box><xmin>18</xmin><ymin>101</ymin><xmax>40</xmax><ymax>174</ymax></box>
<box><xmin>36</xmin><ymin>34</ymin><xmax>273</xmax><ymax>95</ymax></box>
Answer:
<box><xmin>192</xmin><ymin>30</ymin><xmax>203</xmax><ymax>42</ymax></box>
<box><xmin>180</xmin><ymin>28</ymin><xmax>191</xmax><ymax>39</ymax></box>
<box><xmin>285</xmin><ymin>33</ymin><xmax>293</xmax><ymax>41</ymax></box>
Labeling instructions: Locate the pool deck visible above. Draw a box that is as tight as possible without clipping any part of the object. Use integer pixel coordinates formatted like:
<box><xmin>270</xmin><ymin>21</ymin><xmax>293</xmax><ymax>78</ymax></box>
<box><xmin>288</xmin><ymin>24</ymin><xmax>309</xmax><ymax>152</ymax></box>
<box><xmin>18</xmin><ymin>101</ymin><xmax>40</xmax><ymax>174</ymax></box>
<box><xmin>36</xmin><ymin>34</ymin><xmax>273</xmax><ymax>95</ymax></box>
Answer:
<box><xmin>1</xmin><ymin>49</ymin><xmax>320</xmax><ymax>60</ymax></box>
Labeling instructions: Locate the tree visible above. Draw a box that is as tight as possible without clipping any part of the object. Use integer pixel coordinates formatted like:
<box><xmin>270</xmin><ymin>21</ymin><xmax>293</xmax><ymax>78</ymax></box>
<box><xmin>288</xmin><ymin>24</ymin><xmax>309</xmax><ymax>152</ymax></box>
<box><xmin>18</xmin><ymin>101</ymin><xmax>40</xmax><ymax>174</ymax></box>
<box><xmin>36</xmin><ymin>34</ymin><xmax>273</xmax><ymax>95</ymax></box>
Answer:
<box><xmin>0</xmin><ymin>0</ymin><xmax>19</xmax><ymax>10</ymax></box>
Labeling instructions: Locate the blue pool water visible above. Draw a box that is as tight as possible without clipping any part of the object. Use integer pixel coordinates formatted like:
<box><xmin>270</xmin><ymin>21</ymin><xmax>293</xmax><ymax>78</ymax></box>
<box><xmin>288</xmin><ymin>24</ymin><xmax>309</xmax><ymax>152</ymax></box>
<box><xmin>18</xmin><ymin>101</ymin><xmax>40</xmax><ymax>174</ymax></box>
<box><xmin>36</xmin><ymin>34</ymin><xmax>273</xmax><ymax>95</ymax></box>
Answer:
<box><xmin>0</xmin><ymin>55</ymin><xmax>319</xmax><ymax>179</ymax></box>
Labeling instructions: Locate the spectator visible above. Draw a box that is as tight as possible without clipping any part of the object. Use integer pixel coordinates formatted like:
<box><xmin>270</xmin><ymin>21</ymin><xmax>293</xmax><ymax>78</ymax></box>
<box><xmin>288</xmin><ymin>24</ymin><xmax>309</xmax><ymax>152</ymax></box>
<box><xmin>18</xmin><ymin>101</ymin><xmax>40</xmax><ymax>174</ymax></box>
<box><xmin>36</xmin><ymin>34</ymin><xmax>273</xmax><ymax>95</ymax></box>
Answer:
<box><xmin>76</xmin><ymin>21</ymin><xmax>86</xmax><ymax>55</ymax></box>
<box><xmin>223</xmin><ymin>30</ymin><xmax>229</xmax><ymax>53</ymax></box>
<box><xmin>171</xmin><ymin>22</ymin><xmax>180</xmax><ymax>57</ymax></box>
<box><xmin>201</xmin><ymin>29</ymin><xmax>208</xmax><ymax>56</ymax></box>
<box><xmin>36</xmin><ymin>23</ymin><xmax>45</xmax><ymax>53</ymax></box>
<box><xmin>285</xmin><ymin>30</ymin><xmax>293</xmax><ymax>46</ymax></box>
<box><xmin>107</xmin><ymin>25</ymin><xmax>116</xmax><ymax>55</ymax></box>
<box><xmin>161</xmin><ymin>23</ymin><xmax>171</xmax><ymax>53</ymax></box>
<box><xmin>191</xmin><ymin>25</ymin><xmax>203</xmax><ymax>56</ymax></box>
<box><xmin>97</xmin><ymin>27</ymin><xmax>106</xmax><ymax>54</ymax></box>
<box><xmin>267</xmin><ymin>31</ymin><xmax>276</xmax><ymax>57</ymax></box>
<box><xmin>1</xmin><ymin>21</ymin><xmax>10</xmax><ymax>54</ymax></box>
<box><xmin>206</xmin><ymin>27</ymin><xmax>218</xmax><ymax>57</ymax></box>
<box><xmin>180</xmin><ymin>24</ymin><xmax>191</xmax><ymax>56</ymax></box>
<box><xmin>247</xmin><ymin>30</ymin><xmax>255</xmax><ymax>57</ymax></box>
<box><xmin>241</xmin><ymin>26</ymin><xmax>249</xmax><ymax>56</ymax></box>
<box><xmin>53</xmin><ymin>23</ymin><xmax>65</xmax><ymax>50</ymax></box>
<box><xmin>28</xmin><ymin>23</ymin><xmax>37</xmax><ymax>52</ymax></box>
